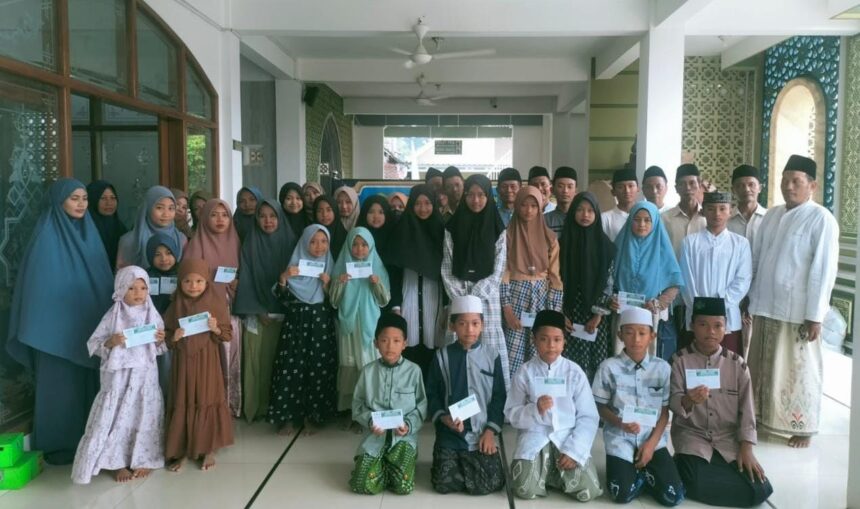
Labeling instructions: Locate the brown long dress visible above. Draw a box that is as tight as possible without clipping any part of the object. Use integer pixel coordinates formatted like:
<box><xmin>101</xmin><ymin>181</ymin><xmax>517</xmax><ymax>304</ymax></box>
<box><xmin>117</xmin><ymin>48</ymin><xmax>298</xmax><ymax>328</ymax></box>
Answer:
<box><xmin>163</xmin><ymin>259</ymin><xmax>234</xmax><ymax>459</ymax></box>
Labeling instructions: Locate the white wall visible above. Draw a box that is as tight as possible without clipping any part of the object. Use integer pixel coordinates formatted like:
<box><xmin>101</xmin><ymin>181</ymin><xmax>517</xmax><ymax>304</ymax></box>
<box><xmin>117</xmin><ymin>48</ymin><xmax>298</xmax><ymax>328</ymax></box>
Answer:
<box><xmin>513</xmin><ymin>125</ymin><xmax>551</xmax><ymax>171</ymax></box>
<box><xmin>353</xmin><ymin>125</ymin><xmax>385</xmax><ymax>179</ymax></box>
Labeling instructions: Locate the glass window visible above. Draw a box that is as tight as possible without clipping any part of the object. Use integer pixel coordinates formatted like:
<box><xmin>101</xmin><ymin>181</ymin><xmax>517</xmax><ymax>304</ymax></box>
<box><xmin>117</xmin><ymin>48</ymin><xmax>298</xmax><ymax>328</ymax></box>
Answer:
<box><xmin>72</xmin><ymin>131</ymin><xmax>92</xmax><ymax>183</ymax></box>
<box><xmin>102</xmin><ymin>102</ymin><xmax>157</xmax><ymax>126</ymax></box>
<box><xmin>68</xmin><ymin>0</ymin><xmax>127</xmax><ymax>92</ymax></box>
<box><xmin>0</xmin><ymin>0</ymin><xmax>56</xmax><ymax>70</ymax></box>
<box><xmin>101</xmin><ymin>131</ymin><xmax>159</xmax><ymax>225</ymax></box>
<box><xmin>137</xmin><ymin>12</ymin><xmax>178</xmax><ymax>107</ymax></box>
<box><xmin>186</xmin><ymin>62</ymin><xmax>212</xmax><ymax>119</ymax></box>
<box><xmin>187</xmin><ymin>125</ymin><xmax>213</xmax><ymax>195</ymax></box>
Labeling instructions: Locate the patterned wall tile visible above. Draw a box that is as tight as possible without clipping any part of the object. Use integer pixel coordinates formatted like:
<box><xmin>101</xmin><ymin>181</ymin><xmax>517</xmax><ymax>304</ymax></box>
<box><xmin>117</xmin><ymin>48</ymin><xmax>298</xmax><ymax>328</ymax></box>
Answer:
<box><xmin>840</xmin><ymin>35</ymin><xmax>860</xmax><ymax>236</ymax></box>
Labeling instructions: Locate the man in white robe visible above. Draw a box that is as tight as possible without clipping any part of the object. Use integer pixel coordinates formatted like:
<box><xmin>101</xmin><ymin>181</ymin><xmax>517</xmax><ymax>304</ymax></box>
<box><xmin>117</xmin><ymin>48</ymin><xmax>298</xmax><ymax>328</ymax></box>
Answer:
<box><xmin>747</xmin><ymin>154</ymin><xmax>839</xmax><ymax>448</ymax></box>
<box><xmin>679</xmin><ymin>192</ymin><xmax>752</xmax><ymax>355</ymax></box>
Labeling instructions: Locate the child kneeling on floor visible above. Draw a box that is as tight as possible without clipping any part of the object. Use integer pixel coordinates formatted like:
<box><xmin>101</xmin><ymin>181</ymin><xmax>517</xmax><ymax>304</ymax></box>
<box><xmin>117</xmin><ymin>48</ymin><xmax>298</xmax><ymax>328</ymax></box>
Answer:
<box><xmin>349</xmin><ymin>313</ymin><xmax>427</xmax><ymax>495</ymax></box>
<box><xmin>427</xmin><ymin>295</ymin><xmax>507</xmax><ymax>494</ymax></box>
<box><xmin>592</xmin><ymin>307</ymin><xmax>684</xmax><ymax>505</ymax></box>
<box><xmin>504</xmin><ymin>309</ymin><xmax>602</xmax><ymax>501</ymax></box>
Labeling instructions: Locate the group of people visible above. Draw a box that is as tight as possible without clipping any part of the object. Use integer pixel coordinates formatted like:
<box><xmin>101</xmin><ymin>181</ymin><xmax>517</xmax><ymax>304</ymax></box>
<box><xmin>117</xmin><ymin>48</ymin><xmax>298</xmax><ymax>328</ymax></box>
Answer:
<box><xmin>2</xmin><ymin>153</ymin><xmax>837</xmax><ymax>506</ymax></box>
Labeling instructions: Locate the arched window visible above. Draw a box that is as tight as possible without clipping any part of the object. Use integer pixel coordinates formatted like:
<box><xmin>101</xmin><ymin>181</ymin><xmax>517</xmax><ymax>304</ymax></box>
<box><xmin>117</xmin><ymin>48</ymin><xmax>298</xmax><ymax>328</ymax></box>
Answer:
<box><xmin>768</xmin><ymin>77</ymin><xmax>826</xmax><ymax>207</ymax></box>
<box><xmin>320</xmin><ymin>114</ymin><xmax>342</xmax><ymax>179</ymax></box>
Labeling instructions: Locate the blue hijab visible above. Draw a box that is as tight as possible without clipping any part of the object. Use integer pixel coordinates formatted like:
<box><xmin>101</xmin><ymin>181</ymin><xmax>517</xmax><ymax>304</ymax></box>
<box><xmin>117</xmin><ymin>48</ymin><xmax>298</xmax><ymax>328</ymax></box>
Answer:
<box><xmin>331</xmin><ymin>227</ymin><xmax>390</xmax><ymax>342</ymax></box>
<box><xmin>613</xmin><ymin>201</ymin><xmax>683</xmax><ymax>300</ymax></box>
<box><xmin>287</xmin><ymin>224</ymin><xmax>334</xmax><ymax>305</ymax></box>
<box><xmin>117</xmin><ymin>186</ymin><xmax>184</xmax><ymax>269</ymax></box>
<box><xmin>6</xmin><ymin>178</ymin><xmax>114</xmax><ymax>369</ymax></box>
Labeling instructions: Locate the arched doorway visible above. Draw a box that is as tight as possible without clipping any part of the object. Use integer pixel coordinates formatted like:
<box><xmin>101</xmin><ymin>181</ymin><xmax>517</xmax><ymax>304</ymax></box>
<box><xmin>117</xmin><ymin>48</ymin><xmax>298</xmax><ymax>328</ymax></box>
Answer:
<box><xmin>319</xmin><ymin>114</ymin><xmax>342</xmax><ymax>193</ymax></box>
<box><xmin>767</xmin><ymin>77</ymin><xmax>826</xmax><ymax>207</ymax></box>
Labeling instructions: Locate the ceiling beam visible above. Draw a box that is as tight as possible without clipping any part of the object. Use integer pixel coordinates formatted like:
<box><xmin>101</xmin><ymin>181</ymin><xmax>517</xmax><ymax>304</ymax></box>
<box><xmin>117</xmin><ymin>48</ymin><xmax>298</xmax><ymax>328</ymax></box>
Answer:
<box><xmin>239</xmin><ymin>36</ymin><xmax>297</xmax><ymax>79</ymax></box>
<box><xmin>343</xmin><ymin>96</ymin><xmax>557</xmax><ymax>115</ymax></box>
<box><xmin>652</xmin><ymin>0</ymin><xmax>717</xmax><ymax>27</ymax></box>
<box><xmin>686</xmin><ymin>0</ymin><xmax>860</xmax><ymax>35</ymax></box>
<box><xmin>594</xmin><ymin>36</ymin><xmax>640</xmax><ymax>80</ymax></box>
<box><xmin>298</xmin><ymin>58</ymin><xmax>590</xmax><ymax>84</ymax></box>
<box><xmin>720</xmin><ymin>36</ymin><xmax>788</xmax><ymax>69</ymax></box>
<box><xmin>555</xmin><ymin>83</ymin><xmax>589</xmax><ymax>113</ymax></box>
<box><xmin>230</xmin><ymin>0</ymin><xmax>649</xmax><ymax>36</ymax></box>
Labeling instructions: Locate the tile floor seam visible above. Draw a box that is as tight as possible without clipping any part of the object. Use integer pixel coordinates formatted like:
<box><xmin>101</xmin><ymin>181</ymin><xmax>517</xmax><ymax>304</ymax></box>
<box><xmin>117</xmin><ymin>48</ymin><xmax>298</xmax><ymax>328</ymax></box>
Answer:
<box><xmin>246</xmin><ymin>427</ymin><xmax>304</xmax><ymax>508</ymax></box>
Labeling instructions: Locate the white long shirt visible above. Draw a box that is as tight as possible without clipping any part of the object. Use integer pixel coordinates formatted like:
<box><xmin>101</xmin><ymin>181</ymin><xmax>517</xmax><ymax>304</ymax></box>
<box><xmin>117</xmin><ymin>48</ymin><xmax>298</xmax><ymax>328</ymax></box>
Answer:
<box><xmin>749</xmin><ymin>200</ymin><xmax>839</xmax><ymax>324</ymax></box>
<box><xmin>601</xmin><ymin>207</ymin><xmax>630</xmax><ymax>242</ymax></box>
<box><xmin>504</xmin><ymin>355</ymin><xmax>599</xmax><ymax>465</ymax></box>
<box><xmin>679</xmin><ymin>228</ymin><xmax>752</xmax><ymax>331</ymax></box>
<box><xmin>661</xmin><ymin>205</ymin><xmax>707</xmax><ymax>259</ymax></box>
<box><xmin>727</xmin><ymin>204</ymin><xmax>767</xmax><ymax>253</ymax></box>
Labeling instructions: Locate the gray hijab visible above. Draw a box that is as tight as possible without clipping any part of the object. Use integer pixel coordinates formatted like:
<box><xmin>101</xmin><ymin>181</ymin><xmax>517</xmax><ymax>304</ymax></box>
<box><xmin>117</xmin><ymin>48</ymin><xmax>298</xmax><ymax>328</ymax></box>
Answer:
<box><xmin>287</xmin><ymin>224</ymin><xmax>334</xmax><ymax>305</ymax></box>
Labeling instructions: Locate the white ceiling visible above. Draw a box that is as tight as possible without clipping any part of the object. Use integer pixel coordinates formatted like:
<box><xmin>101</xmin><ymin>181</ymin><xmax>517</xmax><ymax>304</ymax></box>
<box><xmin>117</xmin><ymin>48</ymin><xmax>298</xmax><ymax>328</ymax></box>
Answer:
<box><xmin>234</xmin><ymin>0</ymin><xmax>860</xmax><ymax>113</ymax></box>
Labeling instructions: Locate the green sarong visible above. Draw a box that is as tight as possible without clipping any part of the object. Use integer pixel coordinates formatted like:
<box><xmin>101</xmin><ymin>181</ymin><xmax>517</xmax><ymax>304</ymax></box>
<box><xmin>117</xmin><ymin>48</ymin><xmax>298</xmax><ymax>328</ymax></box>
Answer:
<box><xmin>349</xmin><ymin>440</ymin><xmax>417</xmax><ymax>495</ymax></box>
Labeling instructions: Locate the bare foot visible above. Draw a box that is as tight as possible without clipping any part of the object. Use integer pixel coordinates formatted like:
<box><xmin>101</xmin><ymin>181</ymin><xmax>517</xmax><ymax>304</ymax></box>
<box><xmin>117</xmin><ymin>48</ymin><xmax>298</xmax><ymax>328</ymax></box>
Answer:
<box><xmin>114</xmin><ymin>468</ymin><xmax>134</xmax><ymax>483</ymax></box>
<box><xmin>132</xmin><ymin>468</ymin><xmax>151</xmax><ymax>479</ymax></box>
<box><xmin>339</xmin><ymin>414</ymin><xmax>352</xmax><ymax>431</ymax></box>
<box><xmin>201</xmin><ymin>453</ymin><xmax>216</xmax><ymax>471</ymax></box>
<box><xmin>167</xmin><ymin>459</ymin><xmax>185</xmax><ymax>473</ymax></box>
<box><xmin>278</xmin><ymin>423</ymin><xmax>296</xmax><ymax>436</ymax></box>
<box><xmin>302</xmin><ymin>419</ymin><xmax>319</xmax><ymax>436</ymax></box>
<box><xmin>788</xmin><ymin>435</ymin><xmax>811</xmax><ymax>448</ymax></box>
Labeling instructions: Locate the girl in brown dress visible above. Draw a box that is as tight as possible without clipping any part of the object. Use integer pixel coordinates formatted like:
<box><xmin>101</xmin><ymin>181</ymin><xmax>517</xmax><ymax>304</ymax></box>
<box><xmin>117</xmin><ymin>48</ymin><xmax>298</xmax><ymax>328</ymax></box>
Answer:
<box><xmin>163</xmin><ymin>258</ymin><xmax>234</xmax><ymax>471</ymax></box>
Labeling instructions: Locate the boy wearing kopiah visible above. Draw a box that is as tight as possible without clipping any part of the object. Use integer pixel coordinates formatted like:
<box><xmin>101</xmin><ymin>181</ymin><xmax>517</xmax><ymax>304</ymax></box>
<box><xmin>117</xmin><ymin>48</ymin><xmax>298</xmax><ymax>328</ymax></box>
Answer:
<box><xmin>427</xmin><ymin>295</ymin><xmax>507</xmax><ymax>495</ymax></box>
<box><xmin>349</xmin><ymin>313</ymin><xmax>427</xmax><ymax>495</ymax></box>
<box><xmin>670</xmin><ymin>297</ymin><xmax>773</xmax><ymax>507</ymax></box>
<box><xmin>504</xmin><ymin>309</ymin><xmax>602</xmax><ymax>501</ymax></box>
<box><xmin>592</xmin><ymin>307</ymin><xmax>684</xmax><ymax>505</ymax></box>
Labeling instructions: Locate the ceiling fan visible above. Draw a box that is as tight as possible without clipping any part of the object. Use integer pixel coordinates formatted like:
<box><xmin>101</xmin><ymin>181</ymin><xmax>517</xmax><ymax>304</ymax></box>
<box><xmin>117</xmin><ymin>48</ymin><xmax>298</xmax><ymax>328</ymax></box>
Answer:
<box><xmin>414</xmin><ymin>74</ymin><xmax>450</xmax><ymax>106</ymax></box>
<box><xmin>391</xmin><ymin>17</ymin><xmax>496</xmax><ymax>69</ymax></box>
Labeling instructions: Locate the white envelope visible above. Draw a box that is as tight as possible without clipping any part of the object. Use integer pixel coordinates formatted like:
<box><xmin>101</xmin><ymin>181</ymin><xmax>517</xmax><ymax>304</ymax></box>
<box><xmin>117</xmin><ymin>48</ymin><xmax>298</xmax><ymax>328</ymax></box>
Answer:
<box><xmin>346</xmin><ymin>261</ymin><xmax>373</xmax><ymax>279</ymax></box>
<box><xmin>571</xmin><ymin>323</ymin><xmax>597</xmax><ymax>342</ymax></box>
<box><xmin>159</xmin><ymin>276</ymin><xmax>177</xmax><ymax>295</ymax></box>
<box><xmin>520</xmin><ymin>311</ymin><xmax>536</xmax><ymax>328</ymax></box>
<box><xmin>448</xmin><ymin>394</ymin><xmax>481</xmax><ymax>422</ymax></box>
<box><xmin>298</xmin><ymin>259</ymin><xmax>326</xmax><ymax>278</ymax></box>
<box><xmin>179</xmin><ymin>311</ymin><xmax>211</xmax><ymax>337</ymax></box>
<box><xmin>534</xmin><ymin>376</ymin><xmax>567</xmax><ymax>397</ymax></box>
<box><xmin>686</xmin><ymin>368</ymin><xmax>721</xmax><ymax>389</ymax></box>
<box><xmin>148</xmin><ymin>277</ymin><xmax>160</xmax><ymax>296</ymax></box>
<box><xmin>245</xmin><ymin>315</ymin><xmax>259</xmax><ymax>335</ymax></box>
<box><xmin>371</xmin><ymin>409</ymin><xmax>404</xmax><ymax>430</ymax></box>
<box><xmin>123</xmin><ymin>323</ymin><xmax>159</xmax><ymax>348</ymax></box>
<box><xmin>618</xmin><ymin>291</ymin><xmax>646</xmax><ymax>312</ymax></box>
<box><xmin>622</xmin><ymin>405</ymin><xmax>659</xmax><ymax>427</ymax></box>
<box><xmin>214</xmin><ymin>266</ymin><xmax>238</xmax><ymax>283</ymax></box>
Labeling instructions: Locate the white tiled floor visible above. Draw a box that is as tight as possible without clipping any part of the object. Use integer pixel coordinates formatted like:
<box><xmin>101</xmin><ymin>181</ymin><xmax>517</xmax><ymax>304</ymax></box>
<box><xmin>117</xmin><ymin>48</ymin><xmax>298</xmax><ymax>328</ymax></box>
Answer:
<box><xmin>0</xmin><ymin>396</ymin><xmax>850</xmax><ymax>508</ymax></box>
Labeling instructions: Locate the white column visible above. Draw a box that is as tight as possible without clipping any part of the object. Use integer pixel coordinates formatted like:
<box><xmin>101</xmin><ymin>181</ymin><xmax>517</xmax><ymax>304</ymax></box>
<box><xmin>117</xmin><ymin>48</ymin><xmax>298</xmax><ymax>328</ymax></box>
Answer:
<box><xmin>275</xmin><ymin>79</ymin><xmax>307</xmax><ymax>185</ymax></box>
<box><xmin>552</xmin><ymin>112</ymin><xmax>589</xmax><ymax>182</ymax></box>
<box><xmin>352</xmin><ymin>125</ymin><xmax>384</xmax><ymax>179</ymax></box>
<box><xmin>849</xmin><ymin>231</ymin><xmax>860</xmax><ymax>508</ymax></box>
<box><xmin>218</xmin><ymin>31</ymin><xmax>243</xmax><ymax>207</ymax></box>
<box><xmin>636</xmin><ymin>26</ymin><xmax>685</xmax><ymax>205</ymax></box>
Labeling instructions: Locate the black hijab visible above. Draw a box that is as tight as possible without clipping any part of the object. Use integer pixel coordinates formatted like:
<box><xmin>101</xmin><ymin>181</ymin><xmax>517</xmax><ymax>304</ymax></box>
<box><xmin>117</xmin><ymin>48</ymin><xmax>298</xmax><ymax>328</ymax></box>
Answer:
<box><xmin>559</xmin><ymin>192</ymin><xmax>616</xmax><ymax>315</ymax></box>
<box><xmin>86</xmin><ymin>180</ymin><xmax>127</xmax><ymax>270</ymax></box>
<box><xmin>391</xmin><ymin>185</ymin><xmax>444</xmax><ymax>279</ymax></box>
<box><xmin>356</xmin><ymin>194</ymin><xmax>395</xmax><ymax>262</ymax></box>
<box><xmin>445</xmin><ymin>174</ymin><xmax>504</xmax><ymax>282</ymax></box>
<box><xmin>313</xmin><ymin>194</ymin><xmax>347</xmax><ymax>257</ymax></box>
<box><xmin>278</xmin><ymin>182</ymin><xmax>308</xmax><ymax>237</ymax></box>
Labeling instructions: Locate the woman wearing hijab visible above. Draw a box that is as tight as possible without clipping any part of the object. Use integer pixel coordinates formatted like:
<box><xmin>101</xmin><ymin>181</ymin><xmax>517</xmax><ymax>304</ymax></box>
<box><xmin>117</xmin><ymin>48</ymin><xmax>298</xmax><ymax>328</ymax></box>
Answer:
<box><xmin>329</xmin><ymin>227</ymin><xmax>391</xmax><ymax>414</ymax></box>
<box><xmin>234</xmin><ymin>186</ymin><xmax>264</xmax><ymax>242</ymax></box>
<box><xmin>312</xmin><ymin>195</ymin><xmax>347</xmax><ymax>257</ymax></box>
<box><xmin>269</xmin><ymin>224</ymin><xmax>337</xmax><ymax>436</ymax></box>
<box><xmin>612</xmin><ymin>201</ymin><xmax>683</xmax><ymax>360</ymax></box>
<box><xmin>116</xmin><ymin>186</ymin><xmax>186</xmax><ymax>270</ymax></box>
<box><xmin>356</xmin><ymin>195</ymin><xmax>400</xmax><ymax>312</ymax></box>
<box><xmin>86</xmin><ymin>180</ymin><xmax>128</xmax><ymax>272</ymax></box>
<box><xmin>233</xmin><ymin>199</ymin><xmax>295</xmax><ymax>422</ymax></box>
<box><xmin>279</xmin><ymin>182</ymin><xmax>308</xmax><ymax>237</ymax></box>
<box><xmin>501</xmin><ymin>186</ymin><xmax>564</xmax><ymax>377</ymax></box>
<box><xmin>145</xmin><ymin>232</ymin><xmax>181</xmax><ymax>397</ymax></box>
<box><xmin>559</xmin><ymin>192</ymin><xmax>616</xmax><ymax>381</ymax></box>
<box><xmin>390</xmin><ymin>185</ymin><xmax>446</xmax><ymax>379</ymax></box>
<box><xmin>301</xmin><ymin>182</ymin><xmax>324</xmax><ymax>223</ymax></box>
<box><xmin>184</xmin><ymin>198</ymin><xmax>243</xmax><ymax>416</ymax></box>
<box><xmin>334</xmin><ymin>185</ymin><xmax>360</xmax><ymax>232</ymax></box>
<box><xmin>189</xmin><ymin>190</ymin><xmax>211</xmax><ymax>232</ymax></box>
<box><xmin>6</xmin><ymin>178</ymin><xmax>113</xmax><ymax>464</ymax></box>
<box><xmin>171</xmin><ymin>188</ymin><xmax>193</xmax><ymax>239</ymax></box>
<box><xmin>387</xmin><ymin>192</ymin><xmax>409</xmax><ymax>219</ymax></box>
<box><xmin>441</xmin><ymin>174</ymin><xmax>509</xmax><ymax>387</ymax></box>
